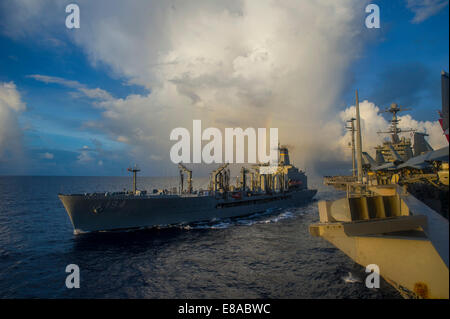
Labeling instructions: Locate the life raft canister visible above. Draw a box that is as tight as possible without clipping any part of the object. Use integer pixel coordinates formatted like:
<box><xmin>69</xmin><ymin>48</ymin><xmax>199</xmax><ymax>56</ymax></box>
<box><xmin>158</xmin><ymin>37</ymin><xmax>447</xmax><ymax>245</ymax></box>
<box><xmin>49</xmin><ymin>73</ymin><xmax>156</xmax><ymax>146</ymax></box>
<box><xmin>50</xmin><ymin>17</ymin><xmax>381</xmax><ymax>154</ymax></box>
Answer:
<box><xmin>231</xmin><ymin>192</ymin><xmax>242</xmax><ymax>199</ymax></box>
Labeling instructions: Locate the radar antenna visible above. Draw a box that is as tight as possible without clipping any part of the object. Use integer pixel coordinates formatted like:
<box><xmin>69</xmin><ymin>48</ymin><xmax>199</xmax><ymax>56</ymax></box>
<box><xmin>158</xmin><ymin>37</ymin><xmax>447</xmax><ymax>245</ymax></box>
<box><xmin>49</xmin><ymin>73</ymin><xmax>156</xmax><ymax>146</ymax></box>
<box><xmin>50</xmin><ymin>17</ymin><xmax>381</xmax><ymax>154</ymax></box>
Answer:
<box><xmin>377</xmin><ymin>103</ymin><xmax>415</xmax><ymax>143</ymax></box>
<box><xmin>127</xmin><ymin>165</ymin><xmax>140</xmax><ymax>194</ymax></box>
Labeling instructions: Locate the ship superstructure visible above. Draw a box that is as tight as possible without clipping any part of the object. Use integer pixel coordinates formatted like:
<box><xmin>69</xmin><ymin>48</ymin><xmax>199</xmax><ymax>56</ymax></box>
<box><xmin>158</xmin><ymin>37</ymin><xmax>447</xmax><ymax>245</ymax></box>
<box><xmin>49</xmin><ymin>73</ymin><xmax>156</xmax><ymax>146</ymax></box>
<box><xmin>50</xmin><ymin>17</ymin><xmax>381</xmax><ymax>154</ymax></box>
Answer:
<box><xmin>206</xmin><ymin>146</ymin><xmax>308</xmax><ymax>195</ymax></box>
<box><xmin>373</xmin><ymin>103</ymin><xmax>434</xmax><ymax>163</ymax></box>
<box><xmin>324</xmin><ymin>97</ymin><xmax>445</xmax><ymax>197</ymax></box>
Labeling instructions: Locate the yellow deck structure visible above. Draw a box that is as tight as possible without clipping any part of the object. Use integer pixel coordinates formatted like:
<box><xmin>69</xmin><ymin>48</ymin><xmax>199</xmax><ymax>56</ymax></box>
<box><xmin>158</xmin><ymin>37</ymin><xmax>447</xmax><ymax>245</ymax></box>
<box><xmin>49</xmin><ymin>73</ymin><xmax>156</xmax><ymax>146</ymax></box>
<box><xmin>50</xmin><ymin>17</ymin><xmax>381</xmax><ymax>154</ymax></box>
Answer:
<box><xmin>310</xmin><ymin>185</ymin><xmax>449</xmax><ymax>299</ymax></box>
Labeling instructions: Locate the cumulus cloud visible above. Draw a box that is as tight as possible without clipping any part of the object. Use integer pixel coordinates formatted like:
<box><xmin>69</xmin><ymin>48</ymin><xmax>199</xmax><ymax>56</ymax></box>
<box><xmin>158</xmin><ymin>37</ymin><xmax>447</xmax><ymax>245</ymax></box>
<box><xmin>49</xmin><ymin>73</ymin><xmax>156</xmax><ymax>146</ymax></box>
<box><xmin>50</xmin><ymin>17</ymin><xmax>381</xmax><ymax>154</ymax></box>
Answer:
<box><xmin>74</xmin><ymin>140</ymin><xmax>117</xmax><ymax>169</ymax></box>
<box><xmin>406</xmin><ymin>0</ymin><xmax>449</xmax><ymax>23</ymax></box>
<box><xmin>0</xmin><ymin>82</ymin><xmax>26</xmax><ymax>163</ymax></box>
<box><xmin>58</xmin><ymin>0</ymin><xmax>369</xmax><ymax>175</ymax></box>
<box><xmin>77</xmin><ymin>149</ymin><xmax>94</xmax><ymax>163</ymax></box>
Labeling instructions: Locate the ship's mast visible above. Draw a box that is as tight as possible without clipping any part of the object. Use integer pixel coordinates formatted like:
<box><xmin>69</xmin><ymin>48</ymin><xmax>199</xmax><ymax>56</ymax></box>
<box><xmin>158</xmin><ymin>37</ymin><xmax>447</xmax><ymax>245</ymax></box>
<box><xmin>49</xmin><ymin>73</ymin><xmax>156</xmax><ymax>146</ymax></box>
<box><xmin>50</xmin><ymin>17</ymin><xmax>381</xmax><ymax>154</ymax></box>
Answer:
<box><xmin>212</xmin><ymin>163</ymin><xmax>229</xmax><ymax>193</ymax></box>
<box><xmin>378</xmin><ymin>103</ymin><xmax>414</xmax><ymax>143</ymax></box>
<box><xmin>346</xmin><ymin>118</ymin><xmax>356</xmax><ymax>177</ymax></box>
<box><xmin>179</xmin><ymin>169</ymin><xmax>184</xmax><ymax>193</ymax></box>
<box><xmin>240</xmin><ymin>167</ymin><xmax>248</xmax><ymax>191</ymax></box>
<box><xmin>127</xmin><ymin>165</ymin><xmax>140</xmax><ymax>194</ymax></box>
<box><xmin>355</xmin><ymin>90</ymin><xmax>364</xmax><ymax>183</ymax></box>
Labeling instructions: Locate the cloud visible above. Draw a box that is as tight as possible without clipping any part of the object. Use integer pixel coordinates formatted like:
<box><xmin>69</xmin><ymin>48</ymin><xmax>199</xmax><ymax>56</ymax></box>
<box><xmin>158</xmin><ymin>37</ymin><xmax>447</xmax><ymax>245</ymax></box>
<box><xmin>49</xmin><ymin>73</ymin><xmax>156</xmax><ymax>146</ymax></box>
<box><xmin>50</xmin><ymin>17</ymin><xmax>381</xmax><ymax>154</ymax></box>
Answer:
<box><xmin>77</xmin><ymin>150</ymin><xmax>94</xmax><ymax>163</ymax></box>
<box><xmin>27</xmin><ymin>74</ymin><xmax>81</xmax><ymax>89</ymax></box>
<box><xmin>406</xmin><ymin>0</ymin><xmax>449</xmax><ymax>23</ymax></box>
<box><xmin>6</xmin><ymin>0</ymin><xmax>446</xmax><ymax>177</ymax></box>
<box><xmin>0</xmin><ymin>82</ymin><xmax>26</xmax><ymax>163</ymax></box>
<box><xmin>76</xmin><ymin>145</ymin><xmax>95</xmax><ymax>163</ymax></box>
<box><xmin>28</xmin><ymin>74</ymin><xmax>113</xmax><ymax>101</ymax></box>
<box><xmin>150</xmin><ymin>154</ymin><xmax>163</xmax><ymax>161</ymax></box>
<box><xmin>74</xmin><ymin>139</ymin><xmax>121</xmax><ymax>169</ymax></box>
<box><xmin>56</xmin><ymin>0</ymin><xmax>369</xmax><ymax>175</ymax></box>
<box><xmin>40</xmin><ymin>152</ymin><xmax>54</xmax><ymax>159</ymax></box>
<box><xmin>0</xmin><ymin>0</ymin><xmax>63</xmax><ymax>38</ymax></box>
<box><xmin>78</xmin><ymin>88</ymin><xmax>113</xmax><ymax>101</ymax></box>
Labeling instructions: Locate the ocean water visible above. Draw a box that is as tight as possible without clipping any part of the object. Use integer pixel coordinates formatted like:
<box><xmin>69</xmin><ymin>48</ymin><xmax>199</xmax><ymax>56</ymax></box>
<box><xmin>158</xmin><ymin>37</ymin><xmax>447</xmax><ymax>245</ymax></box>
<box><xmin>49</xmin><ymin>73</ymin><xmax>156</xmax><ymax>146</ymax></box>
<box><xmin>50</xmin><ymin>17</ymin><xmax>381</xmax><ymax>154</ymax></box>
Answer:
<box><xmin>0</xmin><ymin>176</ymin><xmax>401</xmax><ymax>298</ymax></box>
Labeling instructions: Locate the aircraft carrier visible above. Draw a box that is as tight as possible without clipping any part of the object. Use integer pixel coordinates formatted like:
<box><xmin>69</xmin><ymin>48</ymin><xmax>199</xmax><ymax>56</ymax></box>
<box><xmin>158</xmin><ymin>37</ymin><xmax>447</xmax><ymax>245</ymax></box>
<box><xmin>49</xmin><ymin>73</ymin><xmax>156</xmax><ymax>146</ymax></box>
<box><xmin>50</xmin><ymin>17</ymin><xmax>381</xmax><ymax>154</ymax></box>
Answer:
<box><xmin>310</xmin><ymin>71</ymin><xmax>449</xmax><ymax>299</ymax></box>
<box><xmin>59</xmin><ymin>146</ymin><xmax>317</xmax><ymax>233</ymax></box>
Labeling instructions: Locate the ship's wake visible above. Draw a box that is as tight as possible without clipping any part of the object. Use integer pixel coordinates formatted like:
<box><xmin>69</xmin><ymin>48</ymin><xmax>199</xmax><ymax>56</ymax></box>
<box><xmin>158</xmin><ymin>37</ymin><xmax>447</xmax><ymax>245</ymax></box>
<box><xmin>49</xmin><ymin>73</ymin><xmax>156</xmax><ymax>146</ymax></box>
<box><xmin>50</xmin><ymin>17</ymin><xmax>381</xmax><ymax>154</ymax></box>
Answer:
<box><xmin>342</xmin><ymin>272</ymin><xmax>362</xmax><ymax>284</ymax></box>
<box><xmin>178</xmin><ymin>204</ymin><xmax>314</xmax><ymax>230</ymax></box>
<box><xmin>73</xmin><ymin>202</ymin><xmax>318</xmax><ymax>235</ymax></box>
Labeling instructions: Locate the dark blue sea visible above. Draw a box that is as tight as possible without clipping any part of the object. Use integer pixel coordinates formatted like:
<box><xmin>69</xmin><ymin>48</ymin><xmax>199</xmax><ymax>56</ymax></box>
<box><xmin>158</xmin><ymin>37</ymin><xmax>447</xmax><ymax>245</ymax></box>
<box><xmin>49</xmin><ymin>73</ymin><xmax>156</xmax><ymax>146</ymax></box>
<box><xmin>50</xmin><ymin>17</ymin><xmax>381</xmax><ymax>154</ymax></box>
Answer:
<box><xmin>0</xmin><ymin>176</ymin><xmax>401</xmax><ymax>298</ymax></box>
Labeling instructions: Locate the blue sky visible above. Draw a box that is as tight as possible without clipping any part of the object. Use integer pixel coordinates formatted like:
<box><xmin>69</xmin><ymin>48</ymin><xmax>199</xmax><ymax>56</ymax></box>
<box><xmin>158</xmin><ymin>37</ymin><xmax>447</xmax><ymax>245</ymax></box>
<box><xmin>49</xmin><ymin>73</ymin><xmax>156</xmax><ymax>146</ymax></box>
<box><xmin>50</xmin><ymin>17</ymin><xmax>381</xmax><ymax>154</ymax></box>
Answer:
<box><xmin>0</xmin><ymin>0</ymin><xmax>448</xmax><ymax>176</ymax></box>
<box><xmin>0</xmin><ymin>37</ymin><xmax>143</xmax><ymax>175</ymax></box>
<box><xmin>350</xmin><ymin>1</ymin><xmax>449</xmax><ymax>119</ymax></box>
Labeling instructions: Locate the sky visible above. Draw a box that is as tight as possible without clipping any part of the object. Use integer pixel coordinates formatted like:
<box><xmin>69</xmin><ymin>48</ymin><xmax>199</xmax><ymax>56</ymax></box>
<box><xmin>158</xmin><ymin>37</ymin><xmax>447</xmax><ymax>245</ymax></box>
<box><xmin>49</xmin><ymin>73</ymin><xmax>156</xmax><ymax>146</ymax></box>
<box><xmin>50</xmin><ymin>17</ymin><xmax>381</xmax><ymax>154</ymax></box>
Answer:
<box><xmin>0</xmin><ymin>0</ymin><xmax>448</xmax><ymax>177</ymax></box>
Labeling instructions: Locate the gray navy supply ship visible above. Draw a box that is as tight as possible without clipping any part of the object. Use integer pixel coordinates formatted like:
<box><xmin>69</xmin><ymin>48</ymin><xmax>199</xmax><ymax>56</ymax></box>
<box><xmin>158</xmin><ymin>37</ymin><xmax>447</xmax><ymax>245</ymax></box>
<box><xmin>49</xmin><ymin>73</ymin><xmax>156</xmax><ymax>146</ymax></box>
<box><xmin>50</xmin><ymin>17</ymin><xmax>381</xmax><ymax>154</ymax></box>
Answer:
<box><xmin>59</xmin><ymin>146</ymin><xmax>317</xmax><ymax>233</ymax></box>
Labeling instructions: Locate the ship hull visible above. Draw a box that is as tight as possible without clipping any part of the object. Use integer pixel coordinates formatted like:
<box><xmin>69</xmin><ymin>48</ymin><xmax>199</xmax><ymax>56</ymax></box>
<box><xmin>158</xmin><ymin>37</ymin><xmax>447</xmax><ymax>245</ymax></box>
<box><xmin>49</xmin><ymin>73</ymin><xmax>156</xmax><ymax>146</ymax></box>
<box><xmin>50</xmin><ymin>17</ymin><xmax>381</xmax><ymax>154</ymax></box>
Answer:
<box><xmin>59</xmin><ymin>189</ymin><xmax>317</xmax><ymax>233</ymax></box>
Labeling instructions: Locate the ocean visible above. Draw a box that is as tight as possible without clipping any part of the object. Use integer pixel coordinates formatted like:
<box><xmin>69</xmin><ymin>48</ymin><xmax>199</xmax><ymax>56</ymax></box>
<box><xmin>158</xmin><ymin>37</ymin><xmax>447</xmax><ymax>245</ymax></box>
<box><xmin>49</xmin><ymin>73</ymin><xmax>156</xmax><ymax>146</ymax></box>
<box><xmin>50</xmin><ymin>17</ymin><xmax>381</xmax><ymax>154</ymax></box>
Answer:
<box><xmin>0</xmin><ymin>176</ymin><xmax>401</xmax><ymax>298</ymax></box>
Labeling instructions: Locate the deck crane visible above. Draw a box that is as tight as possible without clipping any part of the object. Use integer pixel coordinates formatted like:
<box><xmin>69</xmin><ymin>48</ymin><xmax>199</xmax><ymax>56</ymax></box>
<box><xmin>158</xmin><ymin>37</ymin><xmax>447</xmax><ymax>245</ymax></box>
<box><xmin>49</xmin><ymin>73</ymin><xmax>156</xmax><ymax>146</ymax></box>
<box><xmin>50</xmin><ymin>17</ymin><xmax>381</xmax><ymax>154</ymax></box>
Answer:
<box><xmin>178</xmin><ymin>163</ymin><xmax>193</xmax><ymax>194</ymax></box>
